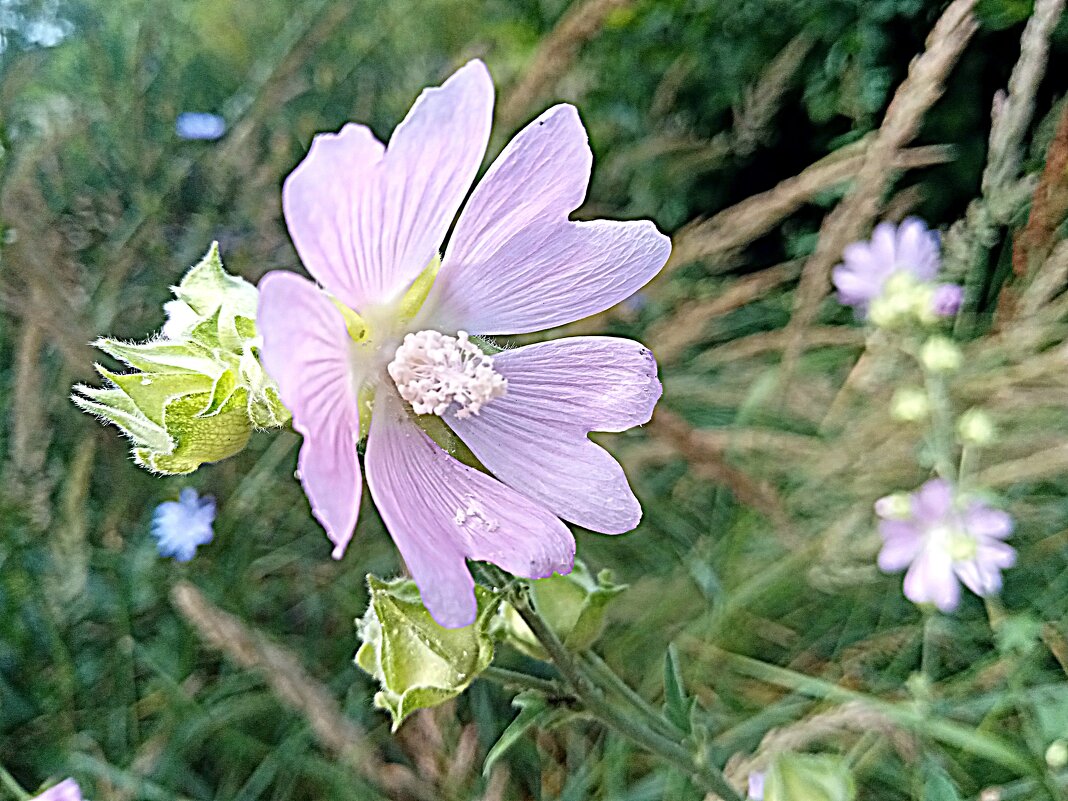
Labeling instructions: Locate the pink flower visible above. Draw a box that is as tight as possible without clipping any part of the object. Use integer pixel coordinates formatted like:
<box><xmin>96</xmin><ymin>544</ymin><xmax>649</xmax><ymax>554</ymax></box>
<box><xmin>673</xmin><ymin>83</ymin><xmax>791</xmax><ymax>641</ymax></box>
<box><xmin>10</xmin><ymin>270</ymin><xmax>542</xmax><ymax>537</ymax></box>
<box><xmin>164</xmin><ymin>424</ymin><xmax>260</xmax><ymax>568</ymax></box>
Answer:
<box><xmin>31</xmin><ymin>780</ymin><xmax>81</xmax><ymax>801</ymax></box>
<box><xmin>876</xmin><ymin>479</ymin><xmax>1016</xmax><ymax>612</ymax></box>
<box><xmin>258</xmin><ymin>61</ymin><xmax>669</xmax><ymax>627</ymax></box>
<box><xmin>832</xmin><ymin>218</ymin><xmax>961</xmax><ymax>318</ymax></box>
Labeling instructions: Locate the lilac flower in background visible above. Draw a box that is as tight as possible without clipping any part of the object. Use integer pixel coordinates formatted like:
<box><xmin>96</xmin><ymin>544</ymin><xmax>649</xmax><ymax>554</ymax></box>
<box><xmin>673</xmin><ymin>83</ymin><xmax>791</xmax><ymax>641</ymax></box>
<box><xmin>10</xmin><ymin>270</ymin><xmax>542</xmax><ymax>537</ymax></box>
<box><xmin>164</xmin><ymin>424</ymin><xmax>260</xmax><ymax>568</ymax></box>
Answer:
<box><xmin>876</xmin><ymin>478</ymin><xmax>1016</xmax><ymax>612</ymax></box>
<box><xmin>176</xmin><ymin>112</ymin><xmax>226</xmax><ymax>141</ymax></box>
<box><xmin>748</xmin><ymin>771</ymin><xmax>765</xmax><ymax>800</ymax></box>
<box><xmin>931</xmin><ymin>283</ymin><xmax>964</xmax><ymax>317</ymax></box>
<box><xmin>832</xmin><ymin>218</ymin><xmax>962</xmax><ymax>320</ymax></box>
<box><xmin>257</xmin><ymin>60</ymin><xmax>669</xmax><ymax>628</ymax></box>
<box><xmin>31</xmin><ymin>779</ymin><xmax>81</xmax><ymax>801</ymax></box>
<box><xmin>151</xmin><ymin>488</ymin><xmax>216</xmax><ymax>562</ymax></box>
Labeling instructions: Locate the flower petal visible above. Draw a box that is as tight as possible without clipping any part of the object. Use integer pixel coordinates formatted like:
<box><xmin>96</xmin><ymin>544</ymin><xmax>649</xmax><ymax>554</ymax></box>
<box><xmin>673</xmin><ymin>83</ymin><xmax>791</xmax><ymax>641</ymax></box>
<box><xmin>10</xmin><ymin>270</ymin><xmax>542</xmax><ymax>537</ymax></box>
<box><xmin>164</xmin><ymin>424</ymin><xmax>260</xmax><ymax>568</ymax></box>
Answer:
<box><xmin>895</xmin><ymin>217</ymin><xmax>940</xmax><ymax>280</ymax></box>
<box><xmin>877</xmin><ymin>520</ymin><xmax>922</xmax><ymax>571</ymax></box>
<box><xmin>446</xmin><ymin>337</ymin><xmax>660</xmax><ymax>533</ymax></box>
<box><xmin>31</xmin><ymin>779</ymin><xmax>81</xmax><ymax>801</ymax></box>
<box><xmin>283</xmin><ymin>60</ymin><xmax>493</xmax><ymax>309</ymax></box>
<box><xmin>911</xmin><ymin>478</ymin><xmax>953</xmax><ymax>522</ymax></box>
<box><xmin>426</xmin><ymin>104</ymin><xmax>670</xmax><ymax>334</ymax></box>
<box><xmin>964</xmin><ymin>504</ymin><xmax>1014</xmax><ymax>540</ymax></box>
<box><xmin>955</xmin><ymin>557</ymin><xmax>1004</xmax><ymax>597</ymax></box>
<box><xmin>365</xmin><ymin>390</ymin><xmax>575</xmax><ymax>628</ymax></box>
<box><xmin>903</xmin><ymin>546</ymin><xmax>960</xmax><ymax>612</ymax></box>
<box><xmin>258</xmin><ymin>271</ymin><xmax>361</xmax><ymax>558</ymax></box>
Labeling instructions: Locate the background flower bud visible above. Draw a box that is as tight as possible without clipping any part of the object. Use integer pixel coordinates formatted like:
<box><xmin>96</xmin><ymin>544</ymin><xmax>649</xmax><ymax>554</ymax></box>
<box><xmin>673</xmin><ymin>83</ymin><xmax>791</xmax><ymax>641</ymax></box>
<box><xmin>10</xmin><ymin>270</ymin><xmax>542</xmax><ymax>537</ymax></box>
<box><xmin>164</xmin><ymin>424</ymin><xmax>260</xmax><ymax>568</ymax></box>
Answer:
<box><xmin>891</xmin><ymin>387</ymin><xmax>929</xmax><ymax>421</ymax></box>
<box><xmin>958</xmin><ymin>408</ymin><xmax>996</xmax><ymax>445</ymax></box>
<box><xmin>920</xmin><ymin>336</ymin><xmax>962</xmax><ymax>372</ymax></box>
<box><xmin>355</xmin><ymin>575</ymin><xmax>498</xmax><ymax>730</ymax></box>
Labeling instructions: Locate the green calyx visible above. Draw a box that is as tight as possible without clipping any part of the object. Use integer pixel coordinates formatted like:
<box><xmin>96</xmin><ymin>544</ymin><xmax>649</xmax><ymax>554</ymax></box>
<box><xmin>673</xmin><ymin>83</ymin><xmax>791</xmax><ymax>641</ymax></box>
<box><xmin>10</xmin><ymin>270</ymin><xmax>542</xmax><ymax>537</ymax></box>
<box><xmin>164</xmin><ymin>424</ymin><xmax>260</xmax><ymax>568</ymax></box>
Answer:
<box><xmin>763</xmin><ymin>753</ymin><xmax>856</xmax><ymax>801</ymax></box>
<box><xmin>355</xmin><ymin>575</ymin><xmax>499</xmax><ymax>730</ymax></box>
<box><xmin>72</xmin><ymin>243</ymin><xmax>289</xmax><ymax>474</ymax></box>
<box><xmin>496</xmin><ymin>560</ymin><xmax>626</xmax><ymax>659</ymax></box>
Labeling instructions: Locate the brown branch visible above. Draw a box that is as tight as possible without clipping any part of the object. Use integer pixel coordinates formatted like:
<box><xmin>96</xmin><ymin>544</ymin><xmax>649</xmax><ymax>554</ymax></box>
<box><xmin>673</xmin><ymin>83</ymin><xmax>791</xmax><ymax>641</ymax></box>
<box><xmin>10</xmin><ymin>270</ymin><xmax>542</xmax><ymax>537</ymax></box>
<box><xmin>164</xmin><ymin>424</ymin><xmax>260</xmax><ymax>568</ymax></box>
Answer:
<box><xmin>1012</xmin><ymin>103</ymin><xmax>1068</xmax><ymax>280</ymax></box>
<box><xmin>781</xmin><ymin>0</ymin><xmax>978</xmax><ymax>376</ymax></box>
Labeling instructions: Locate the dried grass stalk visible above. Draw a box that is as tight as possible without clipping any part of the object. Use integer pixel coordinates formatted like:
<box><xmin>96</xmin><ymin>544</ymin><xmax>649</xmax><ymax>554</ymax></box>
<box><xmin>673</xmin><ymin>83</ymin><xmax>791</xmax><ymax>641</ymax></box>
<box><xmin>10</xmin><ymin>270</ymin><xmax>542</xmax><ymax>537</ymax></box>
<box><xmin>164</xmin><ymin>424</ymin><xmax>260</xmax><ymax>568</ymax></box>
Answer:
<box><xmin>985</xmin><ymin>0</ymin><xmax>1065</xmax><ymax>194</ymax></box>
<box><xmin>782</xmin><ymin>0</ymin><xmax>977</xmax><ymax>374</ymax></box>
<box><xmin>497</xmin><ymin>0</ymin><xmax>631</xmax><ymax>131</ymax></box>
<box><xmin>648</xmin><ymin>260</ymin><xmax>803</xmax><ymax>362</ymax></box>
<box><xmin>667</xmin><ymin>145</ymin><xmax>951</xmax><ymax>273</ymax></box>
<box><xmin>171</xmin><ymin>581</ymin><xmax>435</xmax><ymax>801</ymax></box>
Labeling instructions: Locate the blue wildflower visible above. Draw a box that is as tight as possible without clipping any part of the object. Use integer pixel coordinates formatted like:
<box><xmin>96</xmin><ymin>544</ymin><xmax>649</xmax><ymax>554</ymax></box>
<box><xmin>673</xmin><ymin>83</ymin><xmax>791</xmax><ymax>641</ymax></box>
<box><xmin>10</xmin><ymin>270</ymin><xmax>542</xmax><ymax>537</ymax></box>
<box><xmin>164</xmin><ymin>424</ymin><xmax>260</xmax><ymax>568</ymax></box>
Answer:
<box><xmin>176</xmin><ymin>112</ymin><xmax>227</xmax><ymax>141</ymax></box>
<box><xmin>152</xmin><ymin>488</ymin><xmax>216</xmax><ymax>561</ymax></box>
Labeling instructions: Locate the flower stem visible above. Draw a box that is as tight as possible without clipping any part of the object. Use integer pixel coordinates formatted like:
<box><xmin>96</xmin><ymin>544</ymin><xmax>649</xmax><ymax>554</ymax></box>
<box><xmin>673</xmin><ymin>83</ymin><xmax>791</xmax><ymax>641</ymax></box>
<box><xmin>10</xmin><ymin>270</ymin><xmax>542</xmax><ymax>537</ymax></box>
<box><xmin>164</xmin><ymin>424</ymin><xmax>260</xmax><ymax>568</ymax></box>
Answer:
<box><xmin>482</xmin><ymin>665</ymin><xmax>571</xmax><ymax>699</ymax></box>
<box><xmin>0</xmin><ymin>764</ymin><xmax>30</xmax><ymax>801</ymax></box>
<box><xmin>504</xmin><ymin>580</ymin><xmax>742</xmax><ymax>801</ymax></box>
<box><xmin>580</xmin><ymin>651</ymin><xmax>688</xmax><ymax>741</ymax></box>
<box><xmin>922</xmin><ymin>369</ymin><xmax>958</xmax><ymax>481</ymax></box>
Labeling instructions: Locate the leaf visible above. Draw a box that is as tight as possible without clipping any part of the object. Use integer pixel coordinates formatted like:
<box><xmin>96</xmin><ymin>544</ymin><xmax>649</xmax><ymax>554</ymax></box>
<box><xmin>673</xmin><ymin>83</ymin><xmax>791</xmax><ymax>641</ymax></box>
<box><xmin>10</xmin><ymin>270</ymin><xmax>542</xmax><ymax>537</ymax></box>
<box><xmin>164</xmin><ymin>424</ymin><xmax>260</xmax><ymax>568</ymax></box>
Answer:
<box><xmin>663</xmin><ymin>643</ymin><xmax>693</xmax><ymax>733</ymax></box>
<box><xmin>482</xmin><ymin>694</ymin><xmax>554</xmax><ymax>777</ymax></box>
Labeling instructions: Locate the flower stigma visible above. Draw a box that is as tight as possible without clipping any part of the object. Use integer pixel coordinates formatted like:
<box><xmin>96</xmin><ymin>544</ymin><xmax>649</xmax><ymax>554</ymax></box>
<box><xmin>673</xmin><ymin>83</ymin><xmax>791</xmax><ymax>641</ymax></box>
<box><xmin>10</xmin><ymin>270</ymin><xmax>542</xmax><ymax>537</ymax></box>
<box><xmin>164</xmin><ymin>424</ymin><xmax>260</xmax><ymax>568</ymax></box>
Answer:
<box><xmin>388</xmin><ymin>330</ymin><xmax>507</xmax><ymax>418</ymax></box>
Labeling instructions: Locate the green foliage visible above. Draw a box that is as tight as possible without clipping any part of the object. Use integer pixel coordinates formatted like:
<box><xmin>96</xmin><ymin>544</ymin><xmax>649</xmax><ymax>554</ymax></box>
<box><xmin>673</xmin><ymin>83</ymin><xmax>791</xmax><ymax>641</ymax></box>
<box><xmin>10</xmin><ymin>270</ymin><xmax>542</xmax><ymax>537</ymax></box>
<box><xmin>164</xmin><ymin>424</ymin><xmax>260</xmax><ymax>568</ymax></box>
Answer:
<box><xmin>2</xmin><ymin>0</ymin><xmax>1068</xmax><ymax>799</ymax></box>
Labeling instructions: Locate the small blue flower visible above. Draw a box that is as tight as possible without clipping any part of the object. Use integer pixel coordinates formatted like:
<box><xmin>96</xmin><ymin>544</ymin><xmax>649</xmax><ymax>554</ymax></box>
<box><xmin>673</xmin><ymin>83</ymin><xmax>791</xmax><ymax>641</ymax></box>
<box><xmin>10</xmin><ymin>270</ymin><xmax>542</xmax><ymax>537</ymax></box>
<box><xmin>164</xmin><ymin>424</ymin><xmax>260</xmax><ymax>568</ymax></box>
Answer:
<box><xmin>176</xmin><ymin>112</ymin><xmax>227</xmax><ymax>141</ymax></box>
<box><xmin>152</xmin><ymin>488</ymin><xmax>216</xmax><ymax>561</ymax></box>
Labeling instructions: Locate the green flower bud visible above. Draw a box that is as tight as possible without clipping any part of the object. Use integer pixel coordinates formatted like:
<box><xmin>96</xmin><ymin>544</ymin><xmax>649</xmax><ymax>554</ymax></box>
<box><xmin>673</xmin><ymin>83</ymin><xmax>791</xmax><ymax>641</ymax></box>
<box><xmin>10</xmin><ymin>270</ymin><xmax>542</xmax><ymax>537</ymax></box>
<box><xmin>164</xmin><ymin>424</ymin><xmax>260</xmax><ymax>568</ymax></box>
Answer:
<box><xmin>764</xmin><ymin>753</ymin><xmax>856</xmax><ymax>801</ymax></box>
<box><xmin>1046</xmin><ymin>740</ymin><xmax>1068</xmax><ymax>770</ymax></box>
<box><xmin>958</xmin><ymin>408</ymin><xmax>996</xmax><ymax>446</ymax></box>
<box><xmin>920</xmin><ymin>336</ymin><xmax>962</xmax><ymax>373</ymax></box>
<box><xmin>891</xmin><ymin>387</ymin><xmax>929</xmax><ymax>422</ymax></box>
<box><xmin>355</xmin><ymin>576</ymin><xmax>498</xmax><ymax>730</ymax></box>
<box><xmin>72</xmin><ymin>243</ymin><xmax>289</xmax><ymax>474</ymax></box>
<box><xmin>497</xmin><ymin>561</ymin><xmax>626</xmax><ymax>659</ymax></box>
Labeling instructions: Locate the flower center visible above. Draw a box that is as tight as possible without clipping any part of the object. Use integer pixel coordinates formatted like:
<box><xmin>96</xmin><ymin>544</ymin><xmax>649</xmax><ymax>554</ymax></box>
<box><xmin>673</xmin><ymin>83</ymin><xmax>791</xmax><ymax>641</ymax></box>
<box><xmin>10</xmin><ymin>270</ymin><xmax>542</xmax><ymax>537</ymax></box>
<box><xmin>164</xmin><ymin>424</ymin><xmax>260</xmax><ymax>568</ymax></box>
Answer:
<box><xmin>928</xmin><ymin>523</ymin><xmax>977</xmax><ymax>562</ymax></box>
<box><xmin>387</xmin><ymin>330</ymin><xmax>506</xmax><ymax>419</ymax></box>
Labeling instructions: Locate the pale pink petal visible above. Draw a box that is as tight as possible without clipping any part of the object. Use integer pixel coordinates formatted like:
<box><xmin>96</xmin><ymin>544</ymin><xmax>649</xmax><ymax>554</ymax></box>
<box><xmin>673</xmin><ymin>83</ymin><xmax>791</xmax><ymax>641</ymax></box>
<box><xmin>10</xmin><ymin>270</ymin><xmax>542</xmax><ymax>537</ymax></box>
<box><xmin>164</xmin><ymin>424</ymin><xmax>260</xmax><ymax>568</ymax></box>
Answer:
<box><xmin>446</xmin><ymin>337</ymin><xmax>660</xmax><ymax>533</ymax></box>
<box><xmin>877</xmin><ymin>521</ymin><xmax>923</xmax><ymax>571</ymax></box>
<box><xmin>425</xmin><ymin>104</ymin><xmax>670</xmax><ymax>334</ymax></box>
<box><xmin>871</xmin><ymin>222</ymin><xmax>898</xmax><ymax>266</ymax></box>
<box><xmin>912</xmin><ymin>478</ymin><xmax>953</xmax><ymax>523</ymax></box>
<box><xmin>964</xmin><ymin>504</ymin><xmax>1014</xmax><ymax>539</ymax></box>
<box><xmin>903</xmin><ymin>546</ymin><xmax>960</xmax><ymax>612</ymax></box>
<box><xmin>955</xmin><ymin>558</ymin><xmax>1002</xmax><ymax>596</ymax></box>
<box><xmin>32</xmin><ymin>780</ymin><xmax>81</xmax><ymax>801</ymax></box>
<box><xmin>978</xmin><ymin>540</ymin><xmax>1017</xmax><ymax>568</ymax></box>
<box><xmin>283</xmin><ymin>60</ymin><xmax>493</xmax><ymax>309</ymax></box>
<box><xmin>365</xmin><ymin>391</ymin><xmax>575</xmax><ymax>628</ymax></box>
<box><xmin>257</xmin><ymin>271</ymin><xmax>361</xmax><ymax>558</ymax></box>
<box><xmin>896</xmin><ymin>217</ymin><xmax>940</xmax><ymax>280</ymax></box>
<box><xmin>282</xmin><ymin>124</ymin><xmax>385</xmax><ymax>308</ymax></box>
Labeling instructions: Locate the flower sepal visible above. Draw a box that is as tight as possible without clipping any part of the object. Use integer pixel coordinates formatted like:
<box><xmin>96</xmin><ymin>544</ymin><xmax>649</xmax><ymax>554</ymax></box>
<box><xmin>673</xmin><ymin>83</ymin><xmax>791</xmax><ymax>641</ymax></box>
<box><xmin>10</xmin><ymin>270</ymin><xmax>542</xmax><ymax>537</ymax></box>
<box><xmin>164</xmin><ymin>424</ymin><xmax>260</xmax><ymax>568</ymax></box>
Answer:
<box><xmin>762</xmin><ymin>753</ymin><xmax>856</xmax><ymax>801</ymax></box>
<box><xmin>496</xmin><ymin>560</ymin><xmax>626</xmax><ymax>659</ymax></box>
<box><xmin>355</xmin><ymin>575</ymin><xmax>499</xmax><ymax>730</ymax></box>
<box><xmin>73</xmin><ymin>244</ymin><xmax>289</xmax><ymax>474</ymax></box>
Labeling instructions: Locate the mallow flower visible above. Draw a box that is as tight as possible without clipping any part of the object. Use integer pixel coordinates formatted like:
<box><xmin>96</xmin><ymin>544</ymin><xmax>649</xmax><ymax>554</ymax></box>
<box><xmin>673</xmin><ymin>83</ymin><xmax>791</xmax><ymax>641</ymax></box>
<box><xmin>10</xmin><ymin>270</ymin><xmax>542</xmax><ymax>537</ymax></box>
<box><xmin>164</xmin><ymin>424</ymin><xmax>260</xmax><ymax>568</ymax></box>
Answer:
<box><xmin>152</xmin><ymin>488</ymin><xmax>216</xmax><ymax>561</ymax></box>
<box><xmin>832</xmin><ymin>218</ymin><xmax>962</xmax><ymax>322</ymax></box>
<box><xmin>257</xmin><ymin>60</ymin><xmax>669</xmax><ymax>627</ymax></box>
<box><xmin>876</xmin><ymin>479</ymin><xmax>1015</xmax><ymax>612</ymax></box>
<box><xmin>31</xmin><ymin>779</ymin><xmax>81</xmax><ymax>801</ymax></box>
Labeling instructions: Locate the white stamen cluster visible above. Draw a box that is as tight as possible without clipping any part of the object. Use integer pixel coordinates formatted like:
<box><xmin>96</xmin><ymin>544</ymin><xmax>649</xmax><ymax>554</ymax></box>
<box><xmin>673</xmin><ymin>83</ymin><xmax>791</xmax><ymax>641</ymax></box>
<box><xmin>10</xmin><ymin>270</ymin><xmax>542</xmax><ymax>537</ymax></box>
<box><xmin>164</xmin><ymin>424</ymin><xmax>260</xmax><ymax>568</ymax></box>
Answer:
<box><xmin>388</xmin><ymin>330</ymin><xmax>506</xmax><ymax>419</ymax></box>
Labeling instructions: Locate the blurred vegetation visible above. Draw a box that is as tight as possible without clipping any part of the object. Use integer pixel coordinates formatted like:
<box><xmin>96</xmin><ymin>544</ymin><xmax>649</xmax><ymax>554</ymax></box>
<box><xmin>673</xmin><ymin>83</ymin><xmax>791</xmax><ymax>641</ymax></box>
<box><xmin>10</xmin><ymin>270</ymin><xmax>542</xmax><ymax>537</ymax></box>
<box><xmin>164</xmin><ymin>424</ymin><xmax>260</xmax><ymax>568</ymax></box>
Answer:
<box><xmin>1</xmin><ymin>0</ymin><xmax>1068</xmax><ymax>799</ymax></box>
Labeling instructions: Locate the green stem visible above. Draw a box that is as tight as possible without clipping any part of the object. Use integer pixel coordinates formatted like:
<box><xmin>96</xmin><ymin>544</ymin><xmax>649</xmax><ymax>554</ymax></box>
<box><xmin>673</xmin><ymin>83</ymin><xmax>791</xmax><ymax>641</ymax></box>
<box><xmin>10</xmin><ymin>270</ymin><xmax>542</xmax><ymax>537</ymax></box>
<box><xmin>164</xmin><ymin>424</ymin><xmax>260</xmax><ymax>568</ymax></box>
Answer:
<box><xmin>482</xmin><ymin>665</ymin><xmax>571</xmax><ymax>699</ymax></box>
<box><xmin>0</xmin><ymin>764</ymin><xmax>30</xmax><ymax>801</ymax></box>
<box><xmin>923</xmin><ymin>369</ymin><xmax>959</xmax><ymax>481</ymax></box>
<box><xmin>505</xmin><ymin>582</ymin><xmax>742</xmax><ymax>801</ymax></box>
<box><xmin>581</xmin><ymin>652</ymin><xmax>688</xmax><ymax>741</ymax></box>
